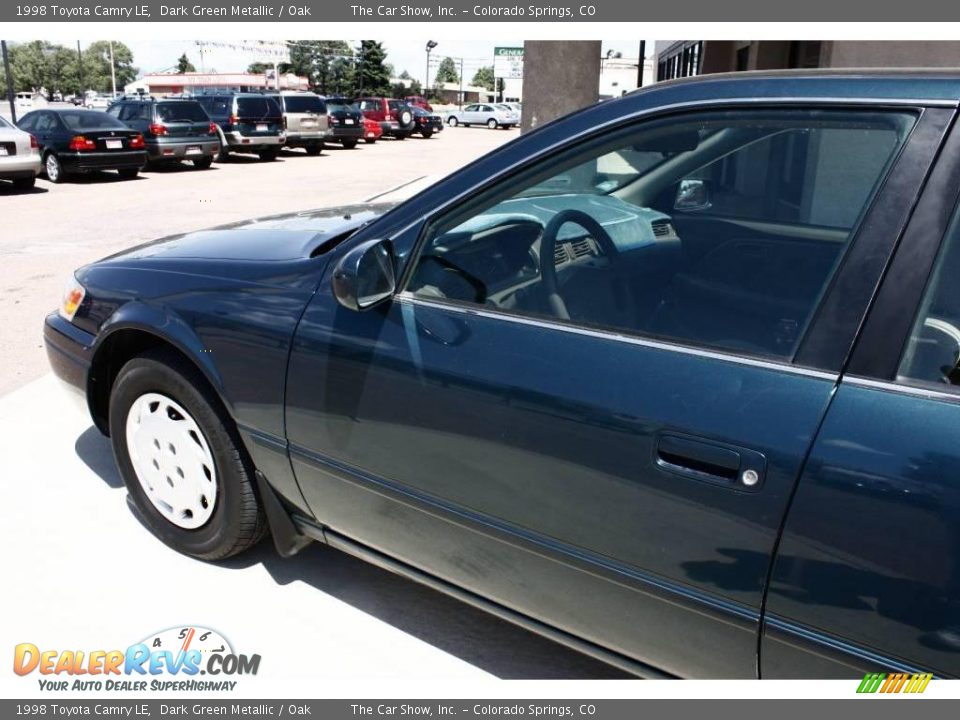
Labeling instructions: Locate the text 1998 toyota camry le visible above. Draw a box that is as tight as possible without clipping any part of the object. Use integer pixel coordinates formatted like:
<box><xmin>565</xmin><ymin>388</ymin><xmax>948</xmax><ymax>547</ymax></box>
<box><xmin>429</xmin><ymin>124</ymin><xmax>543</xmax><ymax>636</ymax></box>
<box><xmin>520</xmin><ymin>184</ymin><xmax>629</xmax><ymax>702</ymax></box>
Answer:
<box><xmin>44</xmin><ymin>71</ymin><xmax>960</xmax><ymax>679</ymax></box>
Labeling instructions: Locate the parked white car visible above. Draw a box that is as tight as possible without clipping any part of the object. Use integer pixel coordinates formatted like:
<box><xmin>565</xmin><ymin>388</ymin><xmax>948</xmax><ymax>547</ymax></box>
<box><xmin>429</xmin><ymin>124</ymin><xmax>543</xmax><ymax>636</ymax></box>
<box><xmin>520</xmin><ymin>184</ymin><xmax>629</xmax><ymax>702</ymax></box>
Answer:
<box><xmin>0</xmin><ymin>115</ymin><xmax>42</xmax><ymax>190</ymax></box>
<box><xmin>446</xmin><ymin>103</ymin><xmax>518</xmax><ymax>129</ymax></box>
<box><xmin>84</xmin><ymin>95</ymin><xmax>111</xmax><ymax>110</ymax></box>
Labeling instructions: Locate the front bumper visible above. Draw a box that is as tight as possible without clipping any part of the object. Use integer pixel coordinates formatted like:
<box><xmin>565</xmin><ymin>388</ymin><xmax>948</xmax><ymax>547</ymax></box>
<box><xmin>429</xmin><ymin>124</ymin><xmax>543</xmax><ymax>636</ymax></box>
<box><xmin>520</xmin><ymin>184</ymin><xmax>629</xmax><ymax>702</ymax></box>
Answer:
<box><xmin>0</xmin><ymin>152</ymin><xmax>42</xmax><ymax>178</ymax></box>
<box><xmin>59</xmin><ymin>151</ymin><xmax>147</xmax><ymax>173</ymax></box>
<box><xmin>44</xmin><ymin>312</ymin><xmax>95</xmax><ymax>412</ymax></box>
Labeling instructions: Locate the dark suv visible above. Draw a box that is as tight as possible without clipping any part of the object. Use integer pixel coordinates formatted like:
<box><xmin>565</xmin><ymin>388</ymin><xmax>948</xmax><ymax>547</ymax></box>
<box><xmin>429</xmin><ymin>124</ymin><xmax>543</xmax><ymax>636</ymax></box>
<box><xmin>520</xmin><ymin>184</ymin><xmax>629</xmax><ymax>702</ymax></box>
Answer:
<box><xmin>323</xmin><ymin>97</ymin><xmax>364</xmax><ymax>149</ymax></box>
<box><xmin>107</xmin><ymin>96</ymin><xmax>219</xmax><ymax>169</ymax></box>
<box><xmin>357</xmin><ymin>97</ymin><xmax>416</xmax><ymax>139</ymax></box>
<box><xmin>194</xmin><ymin>92</ymin><xmax>285</xmax><ymax>161</ymax></box>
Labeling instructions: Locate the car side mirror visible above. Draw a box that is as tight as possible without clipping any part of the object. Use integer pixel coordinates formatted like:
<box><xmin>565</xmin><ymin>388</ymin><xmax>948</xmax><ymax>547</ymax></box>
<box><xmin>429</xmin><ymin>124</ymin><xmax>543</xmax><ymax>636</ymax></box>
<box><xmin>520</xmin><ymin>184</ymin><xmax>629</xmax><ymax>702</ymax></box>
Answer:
<box><xmin>332</xmin><ymin>238</ymin><xmax>397</xmax><ymax>311</ymax></box>
<box><xmin>674</xmin><ymin>179</ymin><xmax>712</xmax><ymax>212</ymax></box>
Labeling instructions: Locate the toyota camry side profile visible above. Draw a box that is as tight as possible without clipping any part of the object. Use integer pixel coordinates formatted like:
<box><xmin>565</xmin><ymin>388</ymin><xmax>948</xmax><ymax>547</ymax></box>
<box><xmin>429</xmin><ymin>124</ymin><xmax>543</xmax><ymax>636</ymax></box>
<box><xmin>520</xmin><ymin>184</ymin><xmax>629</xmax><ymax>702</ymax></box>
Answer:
<box><xmin>45</xmin><ymin>71</ymin><xmax>960</xmax><ymax>679</ymax></box>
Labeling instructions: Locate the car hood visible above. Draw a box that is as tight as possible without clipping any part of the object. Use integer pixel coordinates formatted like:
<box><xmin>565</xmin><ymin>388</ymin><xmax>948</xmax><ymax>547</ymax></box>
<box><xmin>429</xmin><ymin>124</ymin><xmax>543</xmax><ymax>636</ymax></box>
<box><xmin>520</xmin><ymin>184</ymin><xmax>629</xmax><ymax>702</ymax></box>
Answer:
<box><xmin>102</xmin><ymin>203</ymin><xmax>397</xmax><ymax>263</ymax></box>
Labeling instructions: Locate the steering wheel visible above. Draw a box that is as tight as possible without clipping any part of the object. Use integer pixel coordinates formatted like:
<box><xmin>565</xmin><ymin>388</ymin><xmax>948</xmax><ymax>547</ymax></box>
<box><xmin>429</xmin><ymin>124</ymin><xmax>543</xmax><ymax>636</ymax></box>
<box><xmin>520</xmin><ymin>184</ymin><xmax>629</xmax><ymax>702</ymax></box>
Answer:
<box><xmin>538</xmin><ymin>209</ymin><xmax>623</xmax><ymax>321</ymax></box>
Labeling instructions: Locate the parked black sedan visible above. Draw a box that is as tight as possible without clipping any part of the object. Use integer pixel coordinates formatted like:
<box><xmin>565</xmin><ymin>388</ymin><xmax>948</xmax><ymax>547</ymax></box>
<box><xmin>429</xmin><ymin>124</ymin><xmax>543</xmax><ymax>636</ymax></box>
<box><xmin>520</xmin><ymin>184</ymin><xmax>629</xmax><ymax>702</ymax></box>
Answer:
<box><xmin>411</xmin><ymin>106</ymin><xmax>444</xmax><ymax>138</ymax></box>
<box><xmin>42</xmin><ymin>71</ymin><xmax>960</xmax><ymax>679</ymax></box>
<box><xmin>323</xmin><ymin>97</ymin><xmax>364</xmax><ymax>149</ymax></box>
<box><xmin>18</xmin><ymin>109</ymin><xmax>147</xmax><ymax>182</ymax></box>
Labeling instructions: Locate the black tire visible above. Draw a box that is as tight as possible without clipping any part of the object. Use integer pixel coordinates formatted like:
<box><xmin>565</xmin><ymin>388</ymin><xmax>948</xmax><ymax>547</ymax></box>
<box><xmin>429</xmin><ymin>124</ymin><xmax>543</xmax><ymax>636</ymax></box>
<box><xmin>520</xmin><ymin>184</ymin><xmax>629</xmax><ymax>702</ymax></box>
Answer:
<box><xmin>447</xmin><ymin>117</ymin><xmax>458</xmax><ymax>127</ymax></box>
<box><xmin>395</xmin><ymin>132</ymin><xmax>406</xmax><ymax>140</ymax></box>
<box><xmin>109</xmin><ymin>349</ymin><xmax>267</xmax><ymax>560</ymax></box>
<box><xmin>44</xmin><ymin>152</ymin><xmax>65</xmax><ymax>183</ymax></box>
<box><xmin>193</xmin><ymin>156</ymin><xmax>214</xmax><ymax>170</ymax></box>
<box><xmin>258</xmin><ymin>148</ymin><xmax>279</xmax><ymax>161</ymax></box>
<box><xmin>216</xmin><ymin>147</ymin><xmax>230</xmax><ymax>162</ymax></box>
<box><xmin>341</xmin><ymin>139</ymin><xmax>358</xmax><ymax>149</ymax></box>
<box><xmin>487</xmin><ymin>118</ymin><xmax>498</xmax><ymax>129</ymax></box>
<box><xmin>420</xmin><ymin>130</ymin><xmax>433</xmax><ymax>139</ymax></box>
<box><xmin>12</xmin><ymin>176</ymin><xmax>36</xmax><ymax>190</ymax></box>
<box><xmin>364</xmin><ymin>138</ymin><xmax>376</xmax><ymax>144</ymax></box>
<box><xmin>305</xmin><ymin>144</ymin><xmax>322</xmax><ymax>156</ymax></box>
<box><xmin>118</xmin><ymin>168</ymin><xmax>139</xmax><ymax>180</ymax></box>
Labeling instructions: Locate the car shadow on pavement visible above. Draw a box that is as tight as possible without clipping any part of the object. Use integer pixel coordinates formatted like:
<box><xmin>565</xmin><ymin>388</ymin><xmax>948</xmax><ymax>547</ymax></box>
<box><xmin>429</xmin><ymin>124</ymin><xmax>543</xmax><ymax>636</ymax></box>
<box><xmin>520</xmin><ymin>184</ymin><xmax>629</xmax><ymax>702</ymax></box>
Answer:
<box><xmin>0</xmin><ymin>183</ymin><xmax>48</xmax><ymax>195</ymax></box>
<box><xmin>73</xmin><ymin>424</ymin><xmax>628</xmax><ymax>679</ymax></box>
<box><xmin>144</xmin><ymin>163</ymin><xmax>220</xmax><ymax>174</ymax></box>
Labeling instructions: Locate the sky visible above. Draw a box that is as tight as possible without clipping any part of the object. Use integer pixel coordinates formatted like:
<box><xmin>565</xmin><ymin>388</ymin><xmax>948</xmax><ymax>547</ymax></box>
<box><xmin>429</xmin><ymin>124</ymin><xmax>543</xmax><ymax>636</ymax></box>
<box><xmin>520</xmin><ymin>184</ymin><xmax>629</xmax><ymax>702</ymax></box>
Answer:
<box><xmin>122</xmin><ymin>38</ymin><xmax>651</xmax><ymax>85</ymax></box>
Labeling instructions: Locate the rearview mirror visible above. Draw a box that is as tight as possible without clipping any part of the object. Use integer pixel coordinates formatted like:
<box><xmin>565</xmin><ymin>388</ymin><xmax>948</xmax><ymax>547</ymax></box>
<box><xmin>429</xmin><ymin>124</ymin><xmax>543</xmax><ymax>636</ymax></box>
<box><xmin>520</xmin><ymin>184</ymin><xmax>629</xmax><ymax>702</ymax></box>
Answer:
<box><xmin>674</xmin><ymin>179</ymin><xmax>712</xmax><ymax>213</ymax></box>
<box><xmin>332</xmin><ymin>238</ymin><xmax>396</xmax><ymax>311</ymax></box>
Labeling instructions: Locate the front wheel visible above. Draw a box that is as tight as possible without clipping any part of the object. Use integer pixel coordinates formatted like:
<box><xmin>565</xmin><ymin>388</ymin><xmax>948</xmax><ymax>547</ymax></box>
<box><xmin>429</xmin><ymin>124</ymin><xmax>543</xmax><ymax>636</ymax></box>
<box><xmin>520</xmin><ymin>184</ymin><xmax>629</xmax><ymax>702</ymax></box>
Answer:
<box><xmin>487</xmin><ymin>118</ymin><xmax>498</xmax><ymax>129</ymax></box>
<box><xmin>447</xmin><ymin>117</ymin><xmax>458</xmax><ymax>127</ymax></box>
<box><xmin>341</xmin><ymin>139</ymin><xmax>358</xmax><ymax>149</ymax></box>
<box><xmin>420</xmin><ymin>130</ymin><xmax>433</xmax><ymax>139</ymax></box>
<box><xmin>109</xmin><ymin>349</ymin><xmax>267</xmax><ymax>560</ymax></box>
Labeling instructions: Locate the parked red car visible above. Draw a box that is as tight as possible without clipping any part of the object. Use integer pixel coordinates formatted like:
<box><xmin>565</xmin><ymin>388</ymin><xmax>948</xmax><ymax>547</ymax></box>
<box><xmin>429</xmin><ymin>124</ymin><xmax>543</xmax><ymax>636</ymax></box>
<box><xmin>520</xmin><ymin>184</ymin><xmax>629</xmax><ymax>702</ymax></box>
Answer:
<box><xmin>356</xmin><ymin>97</ymin><xmax>416</xmax><ymax>139</ymax></box>
<box><xmin>404</xmin><ymin>95</ymin><xmax>433</xmax><ymax>112</ymax></box>
<box><xmin>363</xmin><ymin>116</ymin><xmax>382</xmax><ymax>144</ymax></box>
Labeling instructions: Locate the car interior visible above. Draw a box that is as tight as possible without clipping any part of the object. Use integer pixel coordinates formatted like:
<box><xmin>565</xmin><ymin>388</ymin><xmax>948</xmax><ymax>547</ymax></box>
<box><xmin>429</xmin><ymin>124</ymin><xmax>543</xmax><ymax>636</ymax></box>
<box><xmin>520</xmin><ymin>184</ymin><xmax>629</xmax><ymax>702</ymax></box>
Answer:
<box><xmin>408</xmin><ymin>110</ymin><xmax>915</xmax><ymax>360</ymax></box>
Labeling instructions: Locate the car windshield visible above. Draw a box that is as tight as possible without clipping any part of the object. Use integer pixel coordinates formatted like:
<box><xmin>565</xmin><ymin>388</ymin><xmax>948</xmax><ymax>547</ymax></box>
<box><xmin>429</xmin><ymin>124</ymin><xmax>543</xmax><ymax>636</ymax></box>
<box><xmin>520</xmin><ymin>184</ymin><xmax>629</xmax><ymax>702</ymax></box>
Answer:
<box><xmin>283</xmin><ymin>95</ymin><xmax>325</xmax><ymax>113</ymax></box>
<box><xmin>60</xmin><ymin>111</ymin><xmax>129</xmax><ymax>131</ymax></box>
<box><xmin>156</xmin><ymin>102</ymin><xmax>209</xmax><ymax>122</ymax></box>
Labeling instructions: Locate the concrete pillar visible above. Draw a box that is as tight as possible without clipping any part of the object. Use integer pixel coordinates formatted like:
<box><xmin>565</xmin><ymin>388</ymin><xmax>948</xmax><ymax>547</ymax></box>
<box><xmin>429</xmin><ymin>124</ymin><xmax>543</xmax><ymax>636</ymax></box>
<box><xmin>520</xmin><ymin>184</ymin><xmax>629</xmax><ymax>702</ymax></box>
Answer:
<box><xmin>521</xmin><ymin>40</ymin><xmax>602</xmax><ymax>133</ymax></box>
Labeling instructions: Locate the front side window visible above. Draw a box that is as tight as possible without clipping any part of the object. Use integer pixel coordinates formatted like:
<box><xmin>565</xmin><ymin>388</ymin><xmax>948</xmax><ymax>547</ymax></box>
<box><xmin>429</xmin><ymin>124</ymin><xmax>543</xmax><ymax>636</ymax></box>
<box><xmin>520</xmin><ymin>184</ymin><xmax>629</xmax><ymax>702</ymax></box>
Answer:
<box><xmin>407</xmin><ymin>109</ymin><xmax>914</xmax><ymax>360</ymax></box>
<box><xmin>899</xmin><ymin>212</ymin><xmax>960</xmax><ymax>387</ymax></box>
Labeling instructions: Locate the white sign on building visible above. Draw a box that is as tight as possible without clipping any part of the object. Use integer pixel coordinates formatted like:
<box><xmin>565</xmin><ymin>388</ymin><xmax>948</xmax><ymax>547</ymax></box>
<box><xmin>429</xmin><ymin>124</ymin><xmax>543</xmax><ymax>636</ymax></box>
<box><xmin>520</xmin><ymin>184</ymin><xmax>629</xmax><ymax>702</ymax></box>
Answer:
<box><xmin>494</xmin><ymin>47</ymin><xmax>524</xmax><ymax>79</ymax></box>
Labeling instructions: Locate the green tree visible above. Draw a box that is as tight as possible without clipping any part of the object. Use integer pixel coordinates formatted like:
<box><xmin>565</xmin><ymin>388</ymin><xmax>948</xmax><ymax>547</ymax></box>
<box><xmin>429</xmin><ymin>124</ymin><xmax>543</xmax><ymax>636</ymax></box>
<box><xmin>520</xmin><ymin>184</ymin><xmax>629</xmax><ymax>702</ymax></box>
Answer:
<box><xmin>398</xmin><ymin>69</ymin><xmax>412</xmax><ymax>80</ymax></box>
<box><xmin>435</xmin><ymin>56</ymin><xmax>459</xmax><ymax>84</ymax></box>
<box><xmin>247</xmin><ymin>61</ymin><xmax>292</xmax><ymax>74</ymax></box>
<box><xmin>82</xmin><ymin>41</ymin><xmax>137</xmax><ymax>92</ymax></box>
<box><xmin>5</xmin><ymin>41</ymin><xmax>79</xmax><ymax>96</ymax></box>
<box><xmin>471</xmin><ymin>65</ymin><xmax>495</xmax><ymax>91</ymax></box>
<box><xmin>176</xmin><ymin>53</ymin><xmax>196</xmax><ymax>73</ymax></box>
<box><xmin>286</xmin><ymin>41</ymin><xmax>354</xmax><ymax>94</ymax></box>
<box><xmin>355</xmin><ymin>40</ymin><xmax>390</xmax><ymax>96</ymax></box>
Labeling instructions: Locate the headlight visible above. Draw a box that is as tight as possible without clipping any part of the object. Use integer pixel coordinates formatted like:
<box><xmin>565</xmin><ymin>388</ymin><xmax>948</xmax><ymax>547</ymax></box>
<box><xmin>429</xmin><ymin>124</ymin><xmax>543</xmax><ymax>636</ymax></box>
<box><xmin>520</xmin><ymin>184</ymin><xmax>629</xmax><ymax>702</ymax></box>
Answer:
<box><xmin>59</xmin><ymin>276</ymin><xmax>86</xmax><ymax>322</ymax></box>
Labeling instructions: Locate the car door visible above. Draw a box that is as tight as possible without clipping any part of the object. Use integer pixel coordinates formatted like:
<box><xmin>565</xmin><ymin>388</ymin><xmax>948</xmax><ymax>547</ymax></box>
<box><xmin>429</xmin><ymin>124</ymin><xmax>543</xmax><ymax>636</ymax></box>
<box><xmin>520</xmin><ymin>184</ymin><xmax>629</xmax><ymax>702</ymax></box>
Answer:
<box><xmin>461</xmin><ymin>104</ymin><xmax>479</xmax><ymax>123</ymax></box>
<box><xmin>762</xmin><ymin>121</ymin><xmax>960</xmax><ymax>678</ymax></box>
<box><xmin>285</xmin><ymin>103</ymin><xmax>946</xmax><ymax>677</ymax></box>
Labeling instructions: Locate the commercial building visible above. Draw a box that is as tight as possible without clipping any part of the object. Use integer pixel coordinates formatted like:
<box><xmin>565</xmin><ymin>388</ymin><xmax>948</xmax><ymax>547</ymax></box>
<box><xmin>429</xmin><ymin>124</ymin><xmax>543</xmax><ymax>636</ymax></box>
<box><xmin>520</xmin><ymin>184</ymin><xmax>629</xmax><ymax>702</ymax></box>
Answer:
<box><xmin>124</xmin><ymin>72</ymin><xmax>309</xmax><ymax>96</ymax></box>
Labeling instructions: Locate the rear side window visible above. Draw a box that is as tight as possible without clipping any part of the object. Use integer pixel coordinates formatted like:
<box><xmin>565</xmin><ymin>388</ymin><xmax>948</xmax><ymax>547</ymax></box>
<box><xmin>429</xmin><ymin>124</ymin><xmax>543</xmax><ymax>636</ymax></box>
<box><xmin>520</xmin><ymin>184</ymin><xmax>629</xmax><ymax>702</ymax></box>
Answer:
<box><xmin>359</xmin><ymin>100</ymin><xmax>380</xmax><ymax>112</ymax></box>
<box><xmin>282</xmin><ymin>95</ymin><xmax>325</xmax><ymax>113</ymax></box>
<box><xmin>408</xmin><ymin>109</ymin><xmax>915</xmax><ymax>361</ymax></box>
<box><xmin>236</xmin><ymin>97</ymin><xmax>280</xmax><ymax>117</ymax></box>
<box><xmin>899</xmin><ymin>214</ymin><xmax>960</xmax><ymax>387</ymax></box>
<box><xmin>157</xmin><ymin>102</ymin><xmax>209</xmax><ymax>122</ymax></box>
<box><xmin>60</xmin><ymin>111</ymin><xmax>128</xmax><ymax>131</ymax></box>
<box><xmin>198</xmin><ymin>97</ymin><xmax>230</xmax><ymax>117</ymax></box>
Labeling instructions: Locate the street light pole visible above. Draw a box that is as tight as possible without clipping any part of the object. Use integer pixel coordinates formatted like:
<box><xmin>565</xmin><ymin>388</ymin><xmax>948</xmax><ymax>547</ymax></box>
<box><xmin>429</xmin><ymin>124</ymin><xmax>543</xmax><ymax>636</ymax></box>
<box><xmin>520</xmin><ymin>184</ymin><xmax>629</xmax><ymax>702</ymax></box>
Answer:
<box><xmin>424</xmin><ymin>40</ymin><xmax>437</xmax><ymax>97</ymax></box>
<box><xmin>76</xmin><ymin>40</ymin><xmax>84</xmax><ymax>101</ymax></box>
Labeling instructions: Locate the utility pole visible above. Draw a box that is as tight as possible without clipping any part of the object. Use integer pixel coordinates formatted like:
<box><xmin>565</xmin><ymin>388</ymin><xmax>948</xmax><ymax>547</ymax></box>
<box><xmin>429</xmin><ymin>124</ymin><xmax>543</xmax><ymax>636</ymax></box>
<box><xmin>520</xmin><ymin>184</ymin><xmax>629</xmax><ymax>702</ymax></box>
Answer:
<box><xmin>76</xmin><ymin>40</ymin><xmax>85</xmax><ymax>100</ymax></box>
<box><xmin>458</xmin><ymin>57</ymin><xmax>464</xmax><ymax>109</ymax></box>
<box><xmin>2</xmin><ymin>40</ymin><xmax>16</xmax><ymax>124</ymax></box>
<box><xmin>109</xmin><ymin>40</ymin><xmax>117</xmax><ymax>97</ymax></box>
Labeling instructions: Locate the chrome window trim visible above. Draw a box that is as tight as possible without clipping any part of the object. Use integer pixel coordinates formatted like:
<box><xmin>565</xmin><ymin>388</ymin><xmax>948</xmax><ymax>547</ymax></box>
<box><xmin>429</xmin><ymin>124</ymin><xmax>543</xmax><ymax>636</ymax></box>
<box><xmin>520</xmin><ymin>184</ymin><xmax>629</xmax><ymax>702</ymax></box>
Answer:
<box><xmin>389</xmin><ymin>97</ymin><xmax>938</xmax><ymax>243</ymax></box>
<box><xmin>845</xmin><ymin>375</ymin><xmax>960</xmax><ymax>402</ymax></box>
<box><xmin>395</xmin><ymin>292</ymin><xmax>838</xmax><ymax>381</ymax></box>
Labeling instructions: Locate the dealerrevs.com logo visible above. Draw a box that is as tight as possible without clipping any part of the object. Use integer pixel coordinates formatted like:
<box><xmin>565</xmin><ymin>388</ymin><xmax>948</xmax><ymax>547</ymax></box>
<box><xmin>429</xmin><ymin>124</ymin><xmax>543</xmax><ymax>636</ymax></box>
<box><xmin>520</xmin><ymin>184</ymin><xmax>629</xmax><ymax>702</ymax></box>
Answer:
<box><xmin>13</xmin><ymin>626</ymin><xmax>260</xmax><ymax>692</ymax></box>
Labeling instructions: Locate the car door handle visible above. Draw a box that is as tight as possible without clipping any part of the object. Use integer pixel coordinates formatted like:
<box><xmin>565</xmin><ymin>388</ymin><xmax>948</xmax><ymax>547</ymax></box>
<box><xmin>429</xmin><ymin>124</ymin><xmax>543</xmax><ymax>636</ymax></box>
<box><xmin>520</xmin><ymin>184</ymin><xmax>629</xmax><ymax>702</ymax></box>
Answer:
<box><xmin>655</xmin><ymin>433</ymin><xmax>766</xmax><ymax>491</ymax></box>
